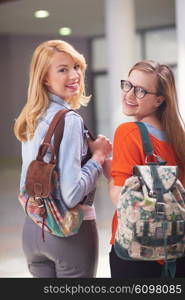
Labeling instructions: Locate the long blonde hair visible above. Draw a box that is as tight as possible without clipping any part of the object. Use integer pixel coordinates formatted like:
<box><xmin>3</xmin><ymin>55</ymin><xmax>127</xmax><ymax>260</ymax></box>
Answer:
<box><xmin>129</xmin><ymin>60</ymin><xmax>185</xmax><ymax>175</ymax></box>
<box><xmin>14</xmin><ymin>40</ymin><xmax>90</xmax><ymax>142</ymax></box>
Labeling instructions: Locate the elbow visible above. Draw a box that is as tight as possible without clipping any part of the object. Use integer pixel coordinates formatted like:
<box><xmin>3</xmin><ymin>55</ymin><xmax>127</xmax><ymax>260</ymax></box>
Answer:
<box><xmin>61</xmin><ymin>186</ymin><xmax>85</xmax><ymax>208</ymax></box>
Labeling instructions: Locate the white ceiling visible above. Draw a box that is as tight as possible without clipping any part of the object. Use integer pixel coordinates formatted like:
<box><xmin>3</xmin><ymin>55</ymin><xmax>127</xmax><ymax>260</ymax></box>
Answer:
<box><xmin>0</xmin><ymin>0</ymin><xmax>175</xmax><ymax>37</ymax></box>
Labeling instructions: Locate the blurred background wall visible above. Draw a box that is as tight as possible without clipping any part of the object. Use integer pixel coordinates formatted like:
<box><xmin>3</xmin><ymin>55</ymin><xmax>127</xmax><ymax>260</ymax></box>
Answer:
<box><xmin>0</xmin><ymin>0</ymin><xmax>185</xmax><ymax>277</ymax></box>
<box><xmin>0</xmin><ymin>0</ymin><xmax>180</xmax><ymax>164</ymax></box>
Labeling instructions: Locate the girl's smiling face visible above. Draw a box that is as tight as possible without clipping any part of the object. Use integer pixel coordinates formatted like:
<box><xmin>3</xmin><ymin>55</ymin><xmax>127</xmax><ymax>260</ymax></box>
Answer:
<box><xmin>122</xmin><ymin>69</ymin><xmax>163</xmax><ymax>121</ymax></box>
<box><xmin>45</xmin><ymin>51</ymin><xmax>82</xmax><ymax>100</ymax></box>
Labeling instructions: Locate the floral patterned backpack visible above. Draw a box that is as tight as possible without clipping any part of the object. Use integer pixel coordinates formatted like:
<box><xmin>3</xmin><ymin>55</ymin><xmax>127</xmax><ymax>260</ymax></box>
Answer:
<box><xmin>114</xmin><ymin>122</ymin><xmax>185</xmax><ymax>277</ymax></box>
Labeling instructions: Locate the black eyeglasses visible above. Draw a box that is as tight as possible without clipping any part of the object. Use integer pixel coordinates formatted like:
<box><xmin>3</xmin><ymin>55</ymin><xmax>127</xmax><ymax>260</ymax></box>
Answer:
<box><xmin>120</xmin><ymin>80</ymin><xmax>160</xmax><ymax>99</ymax></box>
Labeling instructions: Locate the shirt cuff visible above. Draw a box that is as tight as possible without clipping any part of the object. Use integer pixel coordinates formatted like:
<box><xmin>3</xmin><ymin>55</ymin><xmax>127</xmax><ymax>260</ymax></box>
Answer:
<box><xmin>88</xmin><ymin>159</ymin><xmax>103</xmax><ymax>175</ymax></box>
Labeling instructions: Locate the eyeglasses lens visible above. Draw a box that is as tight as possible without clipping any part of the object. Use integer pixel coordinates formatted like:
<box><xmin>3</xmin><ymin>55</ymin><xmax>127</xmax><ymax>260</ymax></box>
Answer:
<box><xmin>121</xmin><ymin>81</ymin><xmax>146</xmax><ymax>99</ymax></box>
<box><xmin>134</xmin><ymin>87</ymin><xmax>145</xmax><ymax>99</ymax></box>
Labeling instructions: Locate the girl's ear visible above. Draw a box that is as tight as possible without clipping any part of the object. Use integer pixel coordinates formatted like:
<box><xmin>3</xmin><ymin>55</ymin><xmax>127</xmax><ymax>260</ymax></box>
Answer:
<box><xmin>44</xmin><ymin>78</ymin><xmax>49</xmax><ymax>86</ymax></box>
<box><xmin>44</xmin><ymin>75</ymin><xmax>49</xmax><ymax>86</ymax></box>
<box><xmin>156</xmin><ymin>95</ymin><xmax>165</xmax><ymax>107</ymax></box>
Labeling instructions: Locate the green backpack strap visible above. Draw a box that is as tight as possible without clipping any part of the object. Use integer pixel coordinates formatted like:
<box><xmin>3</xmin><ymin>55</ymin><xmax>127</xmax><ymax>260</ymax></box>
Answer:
<box><xmin>161</xmin><ymin>260</ymin><xmax>176</xmax><ymax>278</ymax></box>
<box><xmin>135</xmin><ymin>121</ymin><xmax>153</xmax><ymax>156</ymax></box>
<box><xmin>135</xmin><ymin>121</ymin><xmax>166</xmax><ymax>165</ymax></box>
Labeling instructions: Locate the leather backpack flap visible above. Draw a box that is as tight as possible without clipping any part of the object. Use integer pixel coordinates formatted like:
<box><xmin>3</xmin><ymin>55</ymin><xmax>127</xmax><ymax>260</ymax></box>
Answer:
<box><xmin>25</xmin><ymin>160</ymin><xmax>56</xmax><ymax>198</ymax></box>
<box><xmin>24</xmin><ymin>110</ymin><xmax>69</xmax><ymax>200</ymax></box>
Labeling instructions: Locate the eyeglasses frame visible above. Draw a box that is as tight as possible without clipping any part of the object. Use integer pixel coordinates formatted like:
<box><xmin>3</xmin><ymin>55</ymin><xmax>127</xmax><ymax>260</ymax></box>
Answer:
<box><xmin>120</xmin><ymin>80</ymin><xmax>161</xmax><ymax>99</ymax></box>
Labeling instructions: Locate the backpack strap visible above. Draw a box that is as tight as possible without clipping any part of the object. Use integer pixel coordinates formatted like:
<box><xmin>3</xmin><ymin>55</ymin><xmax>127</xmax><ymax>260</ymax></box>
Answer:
<box><xmin>37</xmin><ymin>108</ymin><xmax>95</xmax><ymax>164</ymax></box>
<box><xmin>43</xmin><ymin>109</ymin><xmax>71</xmax><ymax>145</ymax></box>
<box><xmin>135</xmin><ymin>121</ymin><xmax>153</xmax><ymax>156</ymax></box>
<box><xmin>36</xmin><ymin>109</ymin><xmax>70</xmax><ymax>161</ymax></box>
<box><xmin>53</xmin><ymin>110</ymin><xmax>72</xmax><ymax>158</ymax></box>
<box><xmin>53</xmin><ymin>109</ymin><xmax>95</xmax><ymax>205</ymax></box>
<box><xmin>135</xmin><ymin>121</ymin><xmax>166</xmax><ymax>165</ymax></box>
<box><xmin>54</xmin><ymin>110</ymin><xmax>95</xmax><ymax>165</ymax></box>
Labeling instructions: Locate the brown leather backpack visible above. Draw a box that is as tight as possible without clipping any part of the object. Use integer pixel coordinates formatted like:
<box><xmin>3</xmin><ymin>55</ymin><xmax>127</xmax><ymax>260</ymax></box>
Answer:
<box><xmin>19</xmin><ymin>109</ymin><xmax>94</xmax><ymax>240</ymax></box>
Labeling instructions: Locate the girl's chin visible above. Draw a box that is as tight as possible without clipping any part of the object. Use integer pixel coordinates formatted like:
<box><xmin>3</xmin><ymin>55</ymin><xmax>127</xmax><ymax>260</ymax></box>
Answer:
<box><xmin>123</xmin><ymin>111</ymin><xmax>135</xmax><ymax>117</ymax></box>
<box><xmin>122</xmin><ymin>106</ymin><xmax>137</xmax><ymax>116</ymax></box>
<box><xmin>71</xmin><ymin>89</ymin><xmax>80</xmax><ymax>96</ymax></box>
<box><xmin>66</xmin><ymin>92</ymin><xmax>80</xmax><ymax>101</ymax></box>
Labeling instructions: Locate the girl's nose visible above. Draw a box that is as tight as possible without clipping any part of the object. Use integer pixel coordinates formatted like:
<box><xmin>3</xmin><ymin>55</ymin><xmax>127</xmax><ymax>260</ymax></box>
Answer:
<box><xmin>127</xmin><ymin>86</ymin><xmax>135</xmax><ymax>97</ymax></box>
<box><xmin>69</xmin><ymin>68</ymin><xmax>78</xmax><ymax>79</ymax></box>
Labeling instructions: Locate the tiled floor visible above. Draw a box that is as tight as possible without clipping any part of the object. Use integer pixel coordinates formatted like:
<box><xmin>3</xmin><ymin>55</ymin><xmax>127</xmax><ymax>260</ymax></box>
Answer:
<box><xmin>0</xmin><ymin>167</ymin><xmax>114</xmax><ymax>278</ymax></box>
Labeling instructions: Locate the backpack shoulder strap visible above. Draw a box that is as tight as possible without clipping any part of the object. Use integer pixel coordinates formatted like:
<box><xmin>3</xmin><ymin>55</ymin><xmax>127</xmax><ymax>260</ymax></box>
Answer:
<box><xmin>37</xmin><ymin>108</ymin><xmax>95</xmax><ymax>162</ymax></box>
<box><xmin>37</xmin><ymin>109</ymin><xmax>70</xmax><ymax>161</ymax></box>
<box><xmin>135</xmin><ymin>121</ymin><xmax>153</xmax><ymax>156</ymax></box>
<box><xmin>135</xmin><ymin>121</ymin><xmax>166</xmax><ymax>165</ymax></box>
<box><xmin>53</xmin><ymin>109</ymin><xmax>71</xmax><ymax>158</ymax></box>
<box><xmin>43</xmin><ymin>109</ymin><xmax>70</xmax><ymax>144</ymax></box>
<box><xmin>53</xmin><ymin>110</ymin><xmax>95</xmax><ymax>162</ymax></box>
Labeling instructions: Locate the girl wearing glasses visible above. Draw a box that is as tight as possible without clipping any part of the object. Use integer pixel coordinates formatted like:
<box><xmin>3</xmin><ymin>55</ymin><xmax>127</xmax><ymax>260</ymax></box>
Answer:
<box><xmin>108</xmin><ymin>60</ymin><xmax>185</xmax><ymax>278</ymax></box>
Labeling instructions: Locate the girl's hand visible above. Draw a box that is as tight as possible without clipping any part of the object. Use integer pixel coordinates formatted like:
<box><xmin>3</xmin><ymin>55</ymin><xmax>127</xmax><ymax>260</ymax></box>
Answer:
<box><xmin>88</xmin><ymin>135</ymin><xmax>112</xmax><ymax>165</ymax></box>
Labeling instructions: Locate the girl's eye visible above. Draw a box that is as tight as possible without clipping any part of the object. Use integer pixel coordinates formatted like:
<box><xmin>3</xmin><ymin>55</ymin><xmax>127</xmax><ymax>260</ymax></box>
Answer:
<box><xmin>74</xmin><ymin>64</ymin><xmax>80</xmax><ymax>70</ymax></box>
<box><xmin>59</xmin><ymin>68</ymin><xmax>67</xmax><ymax>72</ymax></box>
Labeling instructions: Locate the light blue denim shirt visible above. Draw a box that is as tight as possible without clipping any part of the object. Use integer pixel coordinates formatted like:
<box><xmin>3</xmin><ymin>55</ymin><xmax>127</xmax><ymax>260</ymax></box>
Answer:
<box><xmin>20</xmin><ymin>93</ymin><xmax>102</xmax><ymax>209</ymax></box>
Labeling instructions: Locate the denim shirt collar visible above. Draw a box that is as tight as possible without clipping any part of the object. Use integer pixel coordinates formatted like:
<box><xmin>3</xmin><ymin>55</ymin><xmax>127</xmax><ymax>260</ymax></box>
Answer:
<box><xmin>48</xmin><ymin>92</ymin><xmax>71</xmax><ymax>109</ymax></box>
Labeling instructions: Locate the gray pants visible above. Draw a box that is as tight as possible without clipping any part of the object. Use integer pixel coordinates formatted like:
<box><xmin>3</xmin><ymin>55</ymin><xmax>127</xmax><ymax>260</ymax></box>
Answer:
<box><xmin>22</xmin><ymin>216</ymin><xmax>99</xmax><ymax>278</ymax></box>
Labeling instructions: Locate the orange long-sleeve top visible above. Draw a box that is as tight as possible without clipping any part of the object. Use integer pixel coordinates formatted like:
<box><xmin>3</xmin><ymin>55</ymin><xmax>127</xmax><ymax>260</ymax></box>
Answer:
<box><xmin>110</xmin><ymin>121</ymin><xmax>181</xmax><ymax>247</ymax></box>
